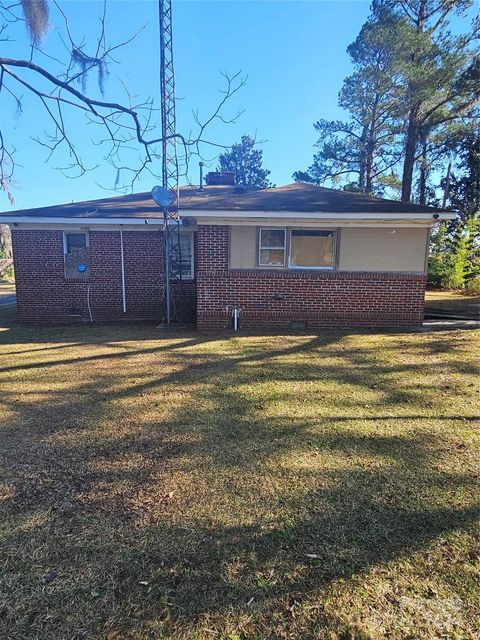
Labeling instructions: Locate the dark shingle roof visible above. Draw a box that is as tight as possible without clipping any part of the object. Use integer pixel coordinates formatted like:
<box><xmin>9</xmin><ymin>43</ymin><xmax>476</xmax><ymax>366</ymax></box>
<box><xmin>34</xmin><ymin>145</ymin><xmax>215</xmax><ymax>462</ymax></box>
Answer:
<box><xmin>1</xmin><ymin>182</ymin><xmax>450</xmax><ymax>219</ymax></box>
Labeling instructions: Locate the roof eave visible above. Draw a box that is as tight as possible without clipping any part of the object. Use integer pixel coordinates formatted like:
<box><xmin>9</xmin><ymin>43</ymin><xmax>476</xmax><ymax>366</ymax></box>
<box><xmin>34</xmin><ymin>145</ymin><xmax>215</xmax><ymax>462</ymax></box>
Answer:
<box><xmin>0</xmin><ymin>210</ymin><xmax>455</xmax><ymax>224</ymax></box>
<box><xmin>0</xmin><ymin>216</ymin><xmax>165</xmax><ymax>225</ymax></box>
<box><xmin>179</xmin><ymin>209</ymin><xmax>455</xmax><ymax>220</ymax></box>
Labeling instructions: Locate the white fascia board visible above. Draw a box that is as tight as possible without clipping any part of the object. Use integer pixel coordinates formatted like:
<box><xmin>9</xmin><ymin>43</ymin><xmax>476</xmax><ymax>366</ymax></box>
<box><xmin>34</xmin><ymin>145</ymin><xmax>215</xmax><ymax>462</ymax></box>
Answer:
<box><xmin>179</xmin><ymin>209</ymin><xmax>455</xmax><ymax>221</ymax></box>
<box><xmin>194</xmin><ymin>219</ymin><xmax>432</xmax><ymax>228</ymax></box>
<box><xmin>0</xmin><ymin>216</ymin><xmax>164</xmax><ymax>226</ymax></box>
<box><xmin>0</xmin><ymin>209</ymin><xmax>455</xmax><ymax>226</ymax></box>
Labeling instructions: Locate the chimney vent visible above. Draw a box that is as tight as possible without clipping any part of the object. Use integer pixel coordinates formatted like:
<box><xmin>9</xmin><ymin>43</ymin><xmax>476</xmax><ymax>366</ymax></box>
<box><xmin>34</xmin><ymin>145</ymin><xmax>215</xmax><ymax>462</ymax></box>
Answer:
<box><xmin>205</xmin><ymin>171</ymin><xmax>236</xmax><ymax>186</ymax></box>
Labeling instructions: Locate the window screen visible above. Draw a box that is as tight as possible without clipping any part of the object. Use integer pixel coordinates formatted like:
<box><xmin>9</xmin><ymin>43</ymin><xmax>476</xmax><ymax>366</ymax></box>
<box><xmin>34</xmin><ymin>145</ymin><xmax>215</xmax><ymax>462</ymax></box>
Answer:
<box><xmin>65</xmin><ymin>232</ymin><xmax>87</xmax><ymax>254</ymax></box>
<box><xmin>289</xmin><ymin>230</ymin><xmax>335</xmax><ymax>268</ymax></box>
<box><xmin>259</xmin><ymin>229</ymin><xmax>286</xmax><ymax>266</ymax></box>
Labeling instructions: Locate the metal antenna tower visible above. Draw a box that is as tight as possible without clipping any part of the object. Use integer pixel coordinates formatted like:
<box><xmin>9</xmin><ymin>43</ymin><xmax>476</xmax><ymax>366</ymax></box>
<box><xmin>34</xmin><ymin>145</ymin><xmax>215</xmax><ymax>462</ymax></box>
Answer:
<box><xmin>159</xmin><ymin>0</ymin><xmax>182</xmax><ymax>326</ymax></box>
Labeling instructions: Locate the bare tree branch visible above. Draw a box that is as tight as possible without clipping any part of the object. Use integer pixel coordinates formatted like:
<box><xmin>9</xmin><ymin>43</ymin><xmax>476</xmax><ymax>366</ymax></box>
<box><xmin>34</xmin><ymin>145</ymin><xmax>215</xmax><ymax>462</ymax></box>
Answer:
<box><xmin>0</xmin><ymin>1</ymin><xmax>246</xmax><ymax>195</ymax></box>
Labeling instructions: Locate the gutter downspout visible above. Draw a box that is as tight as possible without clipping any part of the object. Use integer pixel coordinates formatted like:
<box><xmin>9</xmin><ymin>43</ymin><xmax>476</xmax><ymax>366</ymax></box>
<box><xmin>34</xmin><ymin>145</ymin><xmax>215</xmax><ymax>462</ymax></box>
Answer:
<box><xmin>120</xmin><ymin>226</ymin><xmax>127</xmax><ymax>314</ymax></box>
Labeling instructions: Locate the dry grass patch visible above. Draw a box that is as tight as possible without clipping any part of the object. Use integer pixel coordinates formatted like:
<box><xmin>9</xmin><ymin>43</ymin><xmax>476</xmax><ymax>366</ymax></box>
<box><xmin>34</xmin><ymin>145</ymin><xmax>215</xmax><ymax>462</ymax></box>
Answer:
<box><xmin>425</xmin><ymin>289</ymin><xmax>479</xmax><ymax>318</ymax></box>
<box><xmin>0</xmin><ymin>322</ymin><xmax>479</xmax><ymax>639</ymax></box>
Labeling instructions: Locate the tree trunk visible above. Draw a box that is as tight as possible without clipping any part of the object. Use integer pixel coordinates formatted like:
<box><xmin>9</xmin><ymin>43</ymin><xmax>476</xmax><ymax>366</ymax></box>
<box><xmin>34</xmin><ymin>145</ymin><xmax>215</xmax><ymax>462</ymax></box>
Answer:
<box><xmin>365</xmin><ymin>93</ymin><xmax>380</xmax><ymax>195</ymax></box>
<box><xmin>365</xmin><ymin>141</ymin><xmax>374</xmax><ymax>195</ymax></box>
<box><xmin>401</xmin><ymin>1</ymin><xmax>426</xmax><ymax>203</ymax></box>
<box><xmin>418</xmin><ymin>136</ymin><xmax>428</xmax><ymax>206</ymax></box>
<box><xmin>401</xmin><ymin>104</ymin><xmax>420</xmax><ymax>202</ymax></box>
<box><xmin>358</xmin><ymin>124</ymin><xmax>368</xmax><ymax>192</ymax></box>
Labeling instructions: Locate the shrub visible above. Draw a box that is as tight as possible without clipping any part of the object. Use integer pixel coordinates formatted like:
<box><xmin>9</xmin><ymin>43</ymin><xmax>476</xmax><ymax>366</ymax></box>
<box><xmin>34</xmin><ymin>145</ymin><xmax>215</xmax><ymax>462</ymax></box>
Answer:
<box><xmin>427</xmin><ymin>255</ymin><xmax>453</xmax><ymax>288</ymax></box>
<box><xmin>428</xmin><ymin>214</ymin><xmax>479</xmax><ymax>289</ymax></box>
<box><xmin>466</xmin><ymin>275</ymin><xmax>480</xmax><ymax>295</ymax></box>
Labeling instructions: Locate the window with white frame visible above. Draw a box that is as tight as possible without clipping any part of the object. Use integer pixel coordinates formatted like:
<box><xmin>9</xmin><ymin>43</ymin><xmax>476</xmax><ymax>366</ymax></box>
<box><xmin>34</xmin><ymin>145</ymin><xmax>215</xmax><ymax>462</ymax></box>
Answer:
<box><xmin>258</xmin><ymin>228</ymin><xmax>286</xmax><ymax>267</ymax></box>
<box><xmin>289</xmin><ymin>229</ymin><xmax>335</xmax><ymax>269</ymax></box>
<box><xmin>171</xmin><ymin>232</ymin><xmax>194</xmax><ymax>279</ymax></box>
<box><xmin>257</xmin><ymin>228</ymin><xmax>336</xmax><ymax>269</ymax></box>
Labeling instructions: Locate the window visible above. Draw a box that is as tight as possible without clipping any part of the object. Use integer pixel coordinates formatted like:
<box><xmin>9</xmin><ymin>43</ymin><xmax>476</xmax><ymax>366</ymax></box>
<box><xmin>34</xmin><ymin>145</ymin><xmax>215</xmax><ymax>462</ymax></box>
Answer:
<box><xmin>63</xmin><ymin>231</ymin><xmax>90</xmax><ymax>279</ymax></box>
<box><xmin>255</xmin><ymin>228</ymin><xmax>337</xmax><ymax>270</ymax></box>
<box><xmin>171</xmin><ymin>233</ymin><xmax>194</xmax><ymax>279</ymax></box>
<box><xmin>289</xmin><ymin>229</ymin><xmax>335</xmax><ymax>269</ymax></box>
<box><xmin>64</xmin><ymin>231</ymin><xmax>88</xmax><ymax>255</ymax></box>
<box><xmin>258</xmin><ymin>228</ymin><xmax>286</xmax><ymax>267</ymax></box>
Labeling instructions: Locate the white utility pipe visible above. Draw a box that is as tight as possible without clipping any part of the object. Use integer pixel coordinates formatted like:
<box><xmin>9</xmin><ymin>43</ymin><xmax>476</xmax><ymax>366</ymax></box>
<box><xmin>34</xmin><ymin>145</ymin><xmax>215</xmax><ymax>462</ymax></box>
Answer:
<box><xmin>87</xmin><ymin>283</ymin><xmax>93</xmax><ymax>323</ymax></box>
<box><xmin>120</xmin><ymin>227</ymin><xmax>127</xmax><ymax>313</ymax></box>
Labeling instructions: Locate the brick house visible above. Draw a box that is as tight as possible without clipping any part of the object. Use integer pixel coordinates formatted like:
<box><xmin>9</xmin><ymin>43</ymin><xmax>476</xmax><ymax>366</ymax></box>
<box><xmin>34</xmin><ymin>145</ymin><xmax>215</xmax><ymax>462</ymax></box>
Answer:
<box><xmin>0</xmin><ymin>181</ymin><xmax>453</xmax><ymax>330</ymax></box>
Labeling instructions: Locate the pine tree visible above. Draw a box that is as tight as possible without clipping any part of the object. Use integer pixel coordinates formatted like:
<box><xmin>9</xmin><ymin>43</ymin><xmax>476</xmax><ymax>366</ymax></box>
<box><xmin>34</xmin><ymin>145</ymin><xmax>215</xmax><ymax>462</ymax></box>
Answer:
<box><xmin>294</xmin><ymin>6</ymin><xmax>406</xmax><ymax>195</ymax></box>
<box><xmin>448</xmin><ymin>133</ymin><xmax>480</xmax><ymax>220</ymax></box>
<box><xmin>217</xmin><ymin>135</ymin><xmax>272</xmax><ymax>189</ymax></box>
<box><xmin>385</xmin><ymin>0</ymin><xmax>480</xmax><ymax>202</ymax></box>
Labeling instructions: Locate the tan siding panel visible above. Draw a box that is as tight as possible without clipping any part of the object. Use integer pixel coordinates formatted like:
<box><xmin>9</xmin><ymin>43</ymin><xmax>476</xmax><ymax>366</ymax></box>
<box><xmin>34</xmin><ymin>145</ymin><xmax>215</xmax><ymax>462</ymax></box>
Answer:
<box><xmin>338</xmin><ymin>227</ymin><xmax>428</xmax><ymax>272</ymax></box>
<box><xmin>230</xmin><ymin>226</ymin><xmax>257</xmax><ymax>268</ymax></box>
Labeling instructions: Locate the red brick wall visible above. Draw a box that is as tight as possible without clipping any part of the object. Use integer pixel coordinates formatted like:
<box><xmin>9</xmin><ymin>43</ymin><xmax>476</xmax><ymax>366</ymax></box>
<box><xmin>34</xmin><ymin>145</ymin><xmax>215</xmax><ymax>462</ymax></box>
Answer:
<box><xmin>11</xmin><ymin>229</ymin><xmax>196</xmax><ymax>323</ymax></box>
<box><xmin>11</xmin><ymin>225</ymin><xmax>427</xmax><ymax>329</ymax></box>
<box><xmin>196</xmin><ymin>225</ymin><xmax>426</xmax><ymax>330</ymax></box>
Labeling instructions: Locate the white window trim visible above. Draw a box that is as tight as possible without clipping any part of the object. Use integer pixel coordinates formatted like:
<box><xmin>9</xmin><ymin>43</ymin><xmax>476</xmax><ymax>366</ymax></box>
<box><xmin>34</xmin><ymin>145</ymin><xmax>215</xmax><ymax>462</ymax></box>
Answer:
<box><xmin>63</xmin><ymin>230</ymin><xmax>89</xmax><ymax>256</ymax></box>
<box><xmin>256</xmin><ymin>227</ymin><xmax>337</xmax><ymax>270</ymax></box>
<box><xmin>288</xmin><ymin>228</ymin><xmax>337</xmax><ymax>270</ymax></box>
<box><xmin>258</xmin><ymin>227</ymin><xmax>287</xmax><ymax>267</ymax></box>
<box><xmin>177</xmin><ymin>232</ymin><xmax>195</xmax><ymax>280</ymax></box>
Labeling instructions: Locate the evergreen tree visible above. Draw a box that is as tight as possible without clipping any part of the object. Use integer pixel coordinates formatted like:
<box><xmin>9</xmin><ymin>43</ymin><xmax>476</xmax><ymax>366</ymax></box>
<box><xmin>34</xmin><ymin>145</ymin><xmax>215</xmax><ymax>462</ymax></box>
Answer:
<box><xmin>296</xmin><ymin>0</ymin><xmax>478</xmax><ymax>203</ymax></box>
<box><xmin>217</xmin><ymin>135</ymin><xmax>272</xmax><ymax>189</ymax></box>
<box><xmin>448</xmin><ymin>213</ymin><xmax>479</xmax><ymax>287</ymax></box>
<box><xmin>385</xmin><ymin>0</ymin><xmax>479</xmax><ymax>202</ymax></box>
<box><xmin>428</xmin><ymin>222</ymin><xmax>452</xmax><ymax>287</ymax></box>
<box><xmin>294</xmin><ymin>6</ymin><xmax>406</xmax><ymax>195</ymax></box>
<box><xmin>428</xmin><ymin>134</ymin><xmax>479</xmax><ymax>288</ymax></box>
<box><xmin>448</xmin><ymin>133</ymin><xmax>480</xmax><ymax>220</ymax></box>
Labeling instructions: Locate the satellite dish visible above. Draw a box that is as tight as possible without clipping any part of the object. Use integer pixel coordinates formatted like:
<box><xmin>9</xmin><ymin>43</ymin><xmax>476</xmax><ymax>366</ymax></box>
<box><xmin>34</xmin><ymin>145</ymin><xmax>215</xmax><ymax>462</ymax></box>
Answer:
<box><xmin>151</xmin><ymin>186</ymin><xmax>174</xmax><ymax>207</ymax></box>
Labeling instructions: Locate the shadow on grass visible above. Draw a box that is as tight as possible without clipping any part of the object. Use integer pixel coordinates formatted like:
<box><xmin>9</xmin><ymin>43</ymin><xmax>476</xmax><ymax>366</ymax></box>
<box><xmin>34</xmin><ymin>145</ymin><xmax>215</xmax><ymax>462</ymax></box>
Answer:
<box><xmin>0</xmin><ymin>326</ymin><xmax>478</xmax><ymax>638</ymax></box>
<box><xmin>425</xmin><ymin>290</ymin><xmax>479</xmax><ymax>319</ymax></box>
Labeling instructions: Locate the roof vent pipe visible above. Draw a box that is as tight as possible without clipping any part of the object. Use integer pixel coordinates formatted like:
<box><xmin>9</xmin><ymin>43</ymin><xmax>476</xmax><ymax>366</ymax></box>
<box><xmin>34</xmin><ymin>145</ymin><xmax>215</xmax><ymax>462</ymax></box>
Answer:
<box><xmin>198</xmin><ymin>161</ymin><xmax>204</xmax><ymax>192</ymax></box>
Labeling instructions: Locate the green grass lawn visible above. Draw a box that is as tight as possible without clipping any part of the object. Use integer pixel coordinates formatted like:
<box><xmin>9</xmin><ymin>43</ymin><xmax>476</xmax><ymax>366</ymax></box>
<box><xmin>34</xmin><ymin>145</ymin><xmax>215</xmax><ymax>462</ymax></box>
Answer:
<box><xmin>425</xmin><ymin>290</ymin><xmax>479</xmax><ymax>319</ymax></box>
<box><xmin>0</xmin><ymin>321</ymin><xmax>479</xmax><ymax>639</ymax></box>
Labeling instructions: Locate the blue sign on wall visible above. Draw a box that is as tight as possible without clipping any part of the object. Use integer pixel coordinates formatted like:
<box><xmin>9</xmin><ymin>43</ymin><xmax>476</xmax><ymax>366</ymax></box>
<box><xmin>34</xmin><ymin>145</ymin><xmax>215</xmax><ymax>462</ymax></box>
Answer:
<box><xmin>76</xmin><ymin>263</ymin><xmax>87</xmax><ymax>273</ymax></box>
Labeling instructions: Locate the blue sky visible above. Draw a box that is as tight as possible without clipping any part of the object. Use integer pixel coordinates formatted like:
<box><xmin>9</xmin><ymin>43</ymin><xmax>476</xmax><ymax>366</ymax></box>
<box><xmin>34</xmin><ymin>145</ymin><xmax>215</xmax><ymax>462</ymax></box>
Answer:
<box><xmin>1</xmin><ymin>0</ymin><xmax>474</xmax><ymax>210</ymax></box>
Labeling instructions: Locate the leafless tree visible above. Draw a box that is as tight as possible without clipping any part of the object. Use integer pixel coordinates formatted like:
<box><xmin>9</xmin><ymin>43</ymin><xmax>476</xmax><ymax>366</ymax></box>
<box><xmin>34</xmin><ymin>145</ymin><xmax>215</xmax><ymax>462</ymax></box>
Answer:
<box><xmin>0</xmin><ymin>0</ymin><xmax>246</xmax><ymax>197</ymax></box>
<box><xmin>0</xmin><ymin>224</ymin><xmax>11</xmax><ymax>258</ymax></box>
